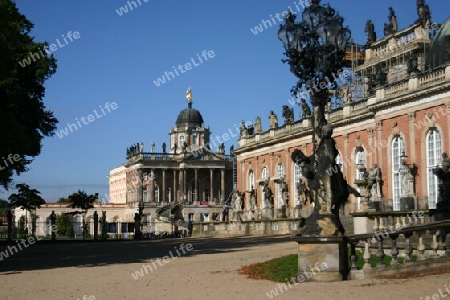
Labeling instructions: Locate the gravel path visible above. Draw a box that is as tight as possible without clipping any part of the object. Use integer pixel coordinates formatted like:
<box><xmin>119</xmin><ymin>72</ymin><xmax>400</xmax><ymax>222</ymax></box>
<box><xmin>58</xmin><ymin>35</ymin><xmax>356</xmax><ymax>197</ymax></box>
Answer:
<box><xmin>0</xmin><ymin>236</ymin><xmax>448</xmax><ymax>300</ymax></box>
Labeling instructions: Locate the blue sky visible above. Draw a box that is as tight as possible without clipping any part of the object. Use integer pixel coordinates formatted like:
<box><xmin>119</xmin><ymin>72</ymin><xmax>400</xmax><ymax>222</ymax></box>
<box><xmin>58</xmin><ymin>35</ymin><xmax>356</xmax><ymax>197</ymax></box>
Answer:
<box><xmin>2</xmin><ymin>0</ymin><xmax>448</xmax><ymax>202</ymax></box>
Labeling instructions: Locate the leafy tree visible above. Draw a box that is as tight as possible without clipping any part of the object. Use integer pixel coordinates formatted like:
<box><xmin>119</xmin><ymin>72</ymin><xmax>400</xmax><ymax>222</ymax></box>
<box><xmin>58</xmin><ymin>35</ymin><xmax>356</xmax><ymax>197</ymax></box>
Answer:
<box><xmin>67</xmin><ymin>190</ymin><xmax>97</xmax><ymax>239</ymax></box>
<box><xmin>56</xmin><ymin>213</ymin><xmax>73</xmax><ymax>237</ymax></box>
<box><xmin>56</xmin><ymin>197</ymin><xmax>69</xmax><ymax>203</ymax></box>
<box><xmin>0</xmin><ymin>0</ymin><xmax>58</xmax><ymax>189</ymax></box>
<box><xmin>17</xmin><ymin>215</ymin><xmax>26</xmax><ymax>238</ymax></box>
<box><xmin>0</xmin><ymin>199</ymin><xmax>11</xmax><ymax>215</ymax></box>
<box><xmin>8</xmin><ymin>183</ymin><xmax>45</xmax><ymax>235</ymax></box>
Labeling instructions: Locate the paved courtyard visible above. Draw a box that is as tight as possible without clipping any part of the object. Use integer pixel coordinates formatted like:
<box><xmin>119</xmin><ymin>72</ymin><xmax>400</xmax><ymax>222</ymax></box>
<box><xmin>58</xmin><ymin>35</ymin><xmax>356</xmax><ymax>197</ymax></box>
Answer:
<box><xmin>0</xmin><ymin>235</ymin><xmax>449</xmax><ymax>300</ymax></box>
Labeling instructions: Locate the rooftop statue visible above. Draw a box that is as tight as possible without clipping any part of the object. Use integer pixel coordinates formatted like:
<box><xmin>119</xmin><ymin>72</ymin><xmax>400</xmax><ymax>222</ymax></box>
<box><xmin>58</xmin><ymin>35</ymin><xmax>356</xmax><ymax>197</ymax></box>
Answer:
<box><xmin>365</xmin><ymin>20</ymin><xmax>377</xmax><ymax>44</ymax></box>
<box><xmin>268</xmin><ymin>110</ymin><xmax>278</xmax><ymax>128</ymax></box>
<box><xmin>186</xmin><ymin>88</ymin><xmax>192</xmax><ymax>104</ymax></box>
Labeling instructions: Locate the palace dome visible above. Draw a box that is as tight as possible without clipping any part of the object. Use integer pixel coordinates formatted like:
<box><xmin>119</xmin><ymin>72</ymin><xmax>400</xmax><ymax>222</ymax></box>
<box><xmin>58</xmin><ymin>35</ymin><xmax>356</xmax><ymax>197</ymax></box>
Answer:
<box><xmin>175</xmin><ymin>102</ymin><xmax>204</xmax><ymax>127</ymax></box>
<box><xmin>426</xmin><ymin>18</ymin><xmax>450</xmax><ymax>70</ymax></box>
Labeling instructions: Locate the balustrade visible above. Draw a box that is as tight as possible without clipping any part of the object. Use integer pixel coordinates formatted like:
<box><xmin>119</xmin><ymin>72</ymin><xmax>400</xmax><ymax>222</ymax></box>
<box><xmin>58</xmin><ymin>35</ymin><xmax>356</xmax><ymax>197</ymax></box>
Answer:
<box><xmin>348</xmin><ymin>219</ymin><xmax>450</xmax><ymax>279</ymax></box>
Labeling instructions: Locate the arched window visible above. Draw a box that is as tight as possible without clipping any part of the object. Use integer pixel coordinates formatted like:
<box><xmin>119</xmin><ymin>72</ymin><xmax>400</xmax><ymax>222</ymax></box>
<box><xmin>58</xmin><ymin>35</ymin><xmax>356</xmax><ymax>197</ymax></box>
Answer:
<box><xmin>293</xmin><ymin>164</ymin><xmax>302</xmax><ymax>206</ymax></box>
<box><xmin>277</xmin><ymin>164</ymin><xmax>285</xmax><ymax>178</ymax></box>
<box><xmin>336</xmin><ymin>152</ymin><xmax>343</xmax><ymax>172</ymax></box>
<box><xmin>355</xmin><ymin>150</ymin><xmax>366</xmax><ymax>180</ymax></box>
<box><xmin>392</xmin><ymin>136</ymin><xmax>405</xmax><ymax>211</ymax></box>
<box><xmin>192</xmin><ymin>133</ymin><xmax>198</xmax><ymax>145</ymax></box>
<box><xmin>427</xmin><ymin>129</ymin><xmax>442</xmax><ymax>209</ymax></box>
<box><xmin>262</xmin><ymin>167</ymin><xmax>269</xmax><ymax>180</ymax></box>
<box><xmin>248</xmin><ymin>170</ymin><xmax>254</xmax><ymax>190</ymax></box>
<box><xmin>355</xmin><ymin>150</ymin><xmax>366</xmax><ymax>210</ymax></box>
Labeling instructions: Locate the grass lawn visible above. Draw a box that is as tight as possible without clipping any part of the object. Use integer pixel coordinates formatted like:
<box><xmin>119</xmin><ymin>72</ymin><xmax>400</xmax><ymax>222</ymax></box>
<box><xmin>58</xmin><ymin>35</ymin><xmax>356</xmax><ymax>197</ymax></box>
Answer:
<box><xmin>238</xmin><ymin>254</ymin><xmax>298</xmax><ymax>283</ymax></box>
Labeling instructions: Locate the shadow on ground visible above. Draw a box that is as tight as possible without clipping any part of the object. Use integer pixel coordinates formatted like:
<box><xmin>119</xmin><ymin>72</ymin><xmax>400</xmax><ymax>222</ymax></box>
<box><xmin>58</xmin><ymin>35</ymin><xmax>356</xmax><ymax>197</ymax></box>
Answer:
<box><xmin>0</xmin><ymin>235</ymin><xmax>296</xmax><ymax>273</ymax></box>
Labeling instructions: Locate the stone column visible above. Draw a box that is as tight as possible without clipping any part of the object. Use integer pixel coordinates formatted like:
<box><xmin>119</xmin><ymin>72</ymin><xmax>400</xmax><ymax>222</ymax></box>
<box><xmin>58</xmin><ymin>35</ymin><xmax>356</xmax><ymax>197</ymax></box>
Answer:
<box><xmin>162</xmin><ymin>169</ymin><xmax>166</xmax><ymax>204</ymax></box>
<box><xmin>194</xmin><ymin>168</ymin><xmax>198</xmax><ymax>202</ymax></box>
<box><xmin>183</xmin><ymin>168</ymin><xmax>187</xmax><ymax>201</ymax></box>
<box><xmin>447</xmin><ymin>103</ymin><xmax>450</xmax><ymax>151</ymax></box>
<box><xmin>148</xmin><ymin>169</ymin><xmax>154</xmax><ymax>202</ymax></box>
<box><xmin>367</xmin><ymin>128</ymin><xmax>375</xmax><ymax>167</ymax></box>
<box><xmin>408</xmin><ymin>112</ymin><xmax>416</xmax><ymax>163</ymax></box>
<box><xmin>210</xmin><ymin>169</ymin><xmax>214</xmax><ymax>202</ymax></box>
<box><xmin>173</xmin><ymin>169</ymin><xmax>177</xmax><ymax>202</ymax></box>
<box><xmin>376</xmin><ymin>121</ymin><xmax>383</xmax><ymax>171</ymax></box>
<box><xmin>221</xmin><ymin>169</ymin><xmax>225</xmax><ymax>203</ymax></box>
<box><xmin>137</xmin><ymin>170</ymin><xmax>143</xmax><ymax>203</ymax></box>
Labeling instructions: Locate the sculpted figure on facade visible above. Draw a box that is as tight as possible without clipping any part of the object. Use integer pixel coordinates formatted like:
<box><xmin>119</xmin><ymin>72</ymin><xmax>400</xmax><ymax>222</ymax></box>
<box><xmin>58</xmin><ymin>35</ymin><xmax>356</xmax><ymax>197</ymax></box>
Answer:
<box><xmin>399</xmin><ymin>158</ymin><xmax>414</xmax><ymax>197</ymax></box>
<box><xmin>300</xmin><ymin>98</ymin><xmax>311</xmax><ymax>119</ymax></box>
<box><xmin>263</xmin><ymin>180</ymin><xmax>273</xmax><ymax>208</ymax></box>
<box><xmin>297</xmin><ymin>178</ymin><xmax>309</xmax><ymax>205</ymax></box>
<box><xmin>433</xmin><ymin>153</ymin><xmax>450</xmax><ymax>205</ymax></box>
<box><xmin>365</xmin><ymin>20</ymin><xmax>377</xmax><ymax>44</ymax></box>
<box><xmin>254</xmin><ymin>116</ymin><xmax>262</xmax><ymax>133</ymax></box>
<box><xmin>268</xmin><ymin>110</ymin><xmax>278</xmax><ymax>128</ymax></box>
<box><xmin>389</xmin><ymin>7</ymin><xmax>398</xmax><ymax>33</ymax></box>
<box><xmin>339</xmin><ymin>83</ymin><xmax>352</xmax><ymax>105</ymax></box>
<box><xmin>249</xmin><ymin>186</ymin><xmax>257</xmax><ymax>210</ymax></box>
<box><xmin>368</xmin><ymin>164</ymin><xmax>382</xmax><ymax>200</ymax></box>
<box><xmin>234</xmin><ymin>190</ymin><xmax>242</xmax><ymax>211</ymax></box>
<box><xmin>239</xmin><ymin>120</ymin><xmax>248</xmax><ymax>137</ymax></box>
<box><xmin>407</xmin><ymin>50</ymin><xmax>420</xmax><ymax>74</ymax></box>
<box><xmin>417</xmin><ymin>0</ymin><xmax>431</xmax><ymax>28</ymax></box>
<box><xmin>282</xmin><ymin>182</ymin><xmax>289</xmax><ymax>207</ymax></box>
<box><xmin>282</xmin><ymin>105</ymin><xmax>294</xmax><ymax>124</ymax></box>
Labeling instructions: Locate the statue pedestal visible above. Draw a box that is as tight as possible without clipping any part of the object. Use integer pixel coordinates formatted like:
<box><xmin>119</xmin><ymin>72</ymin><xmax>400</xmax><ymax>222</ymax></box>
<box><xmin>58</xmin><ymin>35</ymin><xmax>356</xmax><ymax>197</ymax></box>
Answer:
<box><xmin>400</xmin><ymin>196</ymin><xmax>416</xmax><ymax>210</ymax></box>
<box><xmin>300</xmin><ymin>210</ymin><xmax>344</xmax><ymax>236</ymax></box>
<box><xmin>231</xmin><ymin>210</ymin><xmax>243</xmax><ymax>222</ymax></box>
<box><xmin>369</xmin><ymin>200</ymin><xmax>382</xmax><ymax>211</ymax></box>
<box><xmin>262</xmin><ymin>208</ymin><xmax>274</xmax><ymax>220</ymax></box>
<box><xmin>294</xmin><ymin>236</ymin><xmax>348</xmax><ymax>282</ymax></box>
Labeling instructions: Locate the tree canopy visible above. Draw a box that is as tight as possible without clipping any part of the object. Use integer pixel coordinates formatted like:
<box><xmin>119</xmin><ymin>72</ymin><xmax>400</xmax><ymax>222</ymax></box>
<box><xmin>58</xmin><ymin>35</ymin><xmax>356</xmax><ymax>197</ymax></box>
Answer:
<box><xmin>8</xmin><ymin>183</ymin><xmax>45</xmax><ymax>212</ymax></box>
<box><xmin>67</xmin><ymin>190</ymin><xmax>97</xmax><ymax>213</ymax></box>
<box><xmin>0</xmin><ymin>0</ymin><xmax>58</xmax><ymax>189</ymax></box>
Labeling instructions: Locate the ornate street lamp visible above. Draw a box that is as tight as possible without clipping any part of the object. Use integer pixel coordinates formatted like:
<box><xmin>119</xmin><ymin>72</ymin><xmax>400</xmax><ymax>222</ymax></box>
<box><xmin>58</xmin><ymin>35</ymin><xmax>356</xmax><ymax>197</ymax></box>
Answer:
<box><xmin>284</xmin><ymin>0</ymin><xmax>352</xmax><ymax>236</ymax></box>
<box><xmin>278</xmin><ymin>0</ymin><xmax>351</xmax><ymax>145</ymax></box>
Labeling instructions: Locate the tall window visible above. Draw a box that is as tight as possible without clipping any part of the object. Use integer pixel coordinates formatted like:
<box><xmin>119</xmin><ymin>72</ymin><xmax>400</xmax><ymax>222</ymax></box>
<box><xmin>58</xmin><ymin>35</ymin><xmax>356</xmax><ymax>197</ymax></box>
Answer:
<box><xmin>277</xmin><ymin>165</ymin><xmax>285</xmax><ymax>207</ymax></box>
<box><xmin>191</xmin><ymin>181</ymin><xmax>197</xmax><ymax>202</ymax></box>
<box><xmin>248</xmin><ymin>171</ymin><xmax>254</xmax><ymax>190</ymax></box>
<box><xmin>143</xmin><ymin>187</ymin><xmax>147</xmax><ymax>202</ymax></box>
<box><xmin>205</xmin><ymin>189</ymin><xmax>211</xmax><ymax>201</ymax></box>
<box><xmin>192</xmin><ymin>133</ymin><xmax>198</xmax><ymax>145</ymax></box>
<box><xmin>355</xmin><ymin>150</ymin><xmax>366</xmax><ymax>180</ymax></box>
<box><xmin>179</xmin><ymin>135</ymin><xmax>185</xmax><ymax>147</ymax></box>
<box><xmin>293</xmin><ymin>164</ymin><xmax>302</xmax><ymax>206</ymax></box>
<box><xmin>154</xmin><ymin>184</ymin><xmax>160</xmax><ymax>203</ymax></box>
<box><xmin>427</xmin><ymin>129</ymin><xmax>442</xmax><ymax>209</ymax></box>
<box><xmin>355</xmin><ymin>150</ymin><xmax>365</xmax><ymax>210</ymax></box>
<box><xmin>167</xmin><ymin>188</ymin><xmax>171</xmax><ymax>202</ymax></box>
<box><xmin>336</xmin><ymin>152</ymin><xmax>343</xmax><ymax>171</ymax></box>
<box><xmin>262</xmin><ymin>167</ymin><xmax>269</xmax><ymax>180</ymax></box>
<box><xmin>392</xmin><ymin>136</ymin><xmax>405</xmax><ymax>211</ymax></box>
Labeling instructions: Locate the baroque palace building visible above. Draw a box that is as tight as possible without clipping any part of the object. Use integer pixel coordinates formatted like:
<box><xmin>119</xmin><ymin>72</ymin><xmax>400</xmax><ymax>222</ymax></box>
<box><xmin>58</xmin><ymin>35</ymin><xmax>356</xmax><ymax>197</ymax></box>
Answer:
<box><xmin>13</xmin><ymin>93</ymin><xmax>235</xmax><ymax>237</ymax></box>
<box><xmin>108</xmin><ymin>92</ymin><xmax>234</xmax><ymax>231</ymax></box>
<box><xmin>234</xmin><ymin>9</ymin><xmax>450</xmax><ymax>214</ymax></box>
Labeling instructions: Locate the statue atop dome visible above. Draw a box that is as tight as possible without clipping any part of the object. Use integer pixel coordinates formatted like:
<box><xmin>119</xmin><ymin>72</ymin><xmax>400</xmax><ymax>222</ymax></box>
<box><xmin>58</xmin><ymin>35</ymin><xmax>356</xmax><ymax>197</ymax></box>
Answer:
<box><xmin>186</xmin><ymin>88</ymin><xmax>192</xmax><ymax>105</ymax></box>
